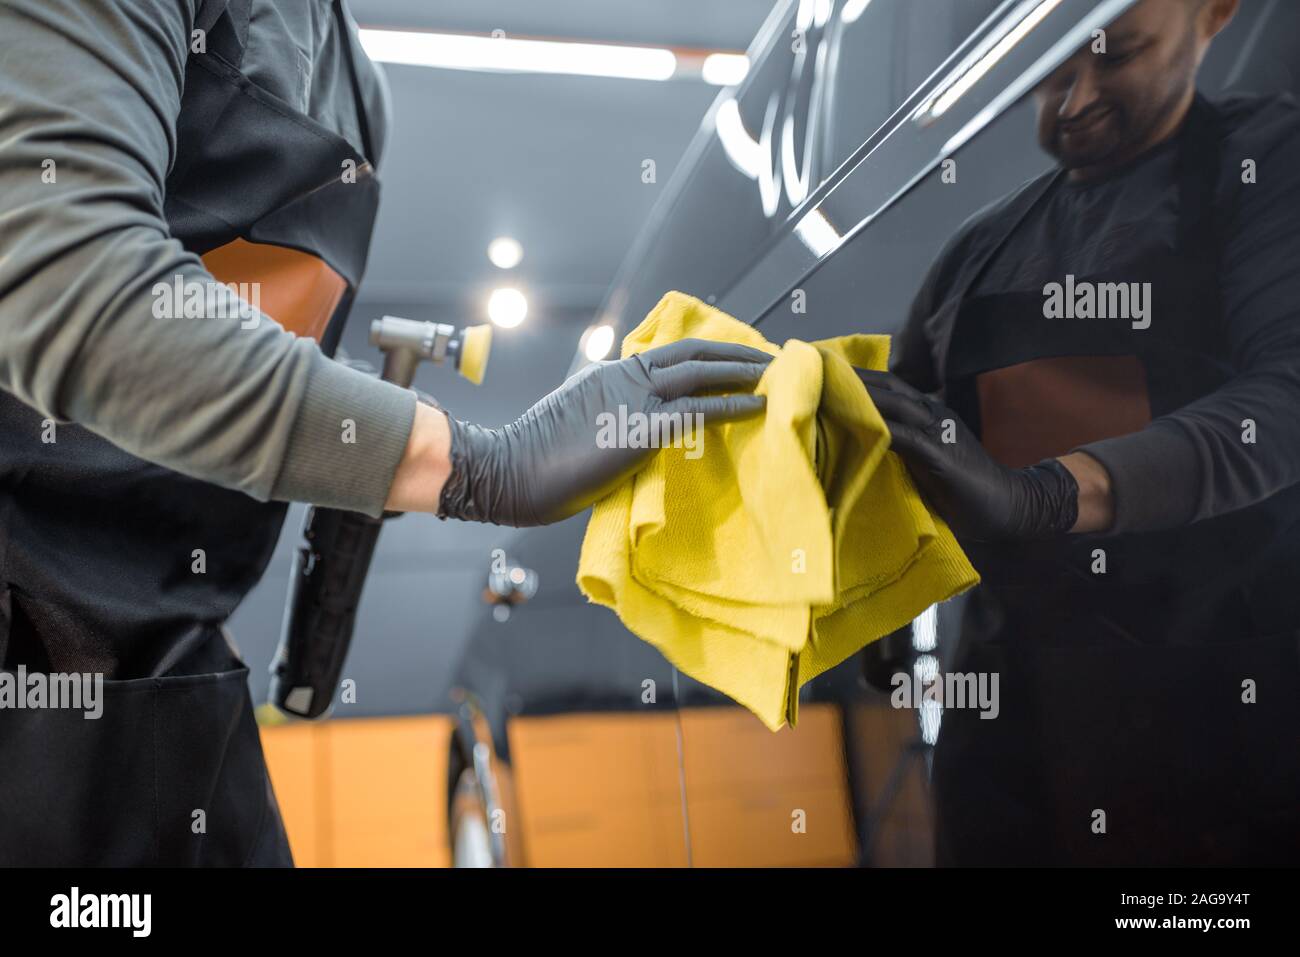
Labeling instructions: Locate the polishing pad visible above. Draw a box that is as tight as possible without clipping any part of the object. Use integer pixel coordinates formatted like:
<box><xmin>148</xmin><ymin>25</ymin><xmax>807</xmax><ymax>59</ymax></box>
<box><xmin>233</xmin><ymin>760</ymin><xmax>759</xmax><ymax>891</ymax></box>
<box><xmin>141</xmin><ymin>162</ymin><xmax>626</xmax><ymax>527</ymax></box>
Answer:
<box><xmin>457</xmin><ymin>323</ymin><xmax>492</xmax><ymax>385</ymax></box>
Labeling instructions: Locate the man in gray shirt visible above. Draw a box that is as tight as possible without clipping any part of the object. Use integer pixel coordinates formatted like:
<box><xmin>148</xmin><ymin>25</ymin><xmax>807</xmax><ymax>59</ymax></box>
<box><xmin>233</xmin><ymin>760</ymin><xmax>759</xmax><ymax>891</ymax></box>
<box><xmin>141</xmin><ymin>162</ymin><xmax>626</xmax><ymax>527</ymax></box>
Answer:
<box><xmin>0</xmin><ymin>0</ymin><xmax>768</xmax><ymax>865</ymax></box>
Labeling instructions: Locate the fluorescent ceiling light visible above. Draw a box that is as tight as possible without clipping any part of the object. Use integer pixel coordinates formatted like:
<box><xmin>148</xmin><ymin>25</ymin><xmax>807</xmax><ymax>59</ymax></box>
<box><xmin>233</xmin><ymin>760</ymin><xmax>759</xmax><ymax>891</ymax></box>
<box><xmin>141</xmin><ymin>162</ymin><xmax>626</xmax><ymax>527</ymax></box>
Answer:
<box><xmin>912</xmin><ymin>604</ymin><xmax>938</xmax><ymax>652</ymax></box>
<box><xmin>840</xmin><ymin>0</ymin><xmax>874</xmax><ymax>25</ymax></box>
<box><xmin>487</xmin><ymin>287</ymin><xmax>528</xmax><ymax>328</ymax></box>
<box><xmin>583</xmin><ymin>324</ymin><xmax>616</xmax><ymax>362</ymax></box>
<box><xmin>702</xmin><ymin>53</ymin><xmax>750</xmax><ymax>86</ymax></box>
<box><xmin>715</xmin><ymin>98</ymin><xmax>765</xmax><ymax>179</ymax></box>
<box><xmin>487</xmin><ymin>236</ymin><xmax>523</xmax><ymax>270</ymax></box>
<box><xmin>781</xmin><ymin>112</ymin><xmax>810</xmax><ymax>206</ymax></box>
<box><xmin>922</xmin><ymin>0</ymin><xmax>1063</xmax><ymax>119</ymax></box>
<box><xmin>793</xmin><ymin>208</ymin><xmax>841</xmax><ymax>257</ymax></box>
<box><xmin>359</xmin><ymin>29</ymin><xmax>677</xmax><ymax>81</ymax></box>
<box><xmin>714</xmin><ymin>95</ymin><xmax>782</xmax><ymax>218</ymax></box>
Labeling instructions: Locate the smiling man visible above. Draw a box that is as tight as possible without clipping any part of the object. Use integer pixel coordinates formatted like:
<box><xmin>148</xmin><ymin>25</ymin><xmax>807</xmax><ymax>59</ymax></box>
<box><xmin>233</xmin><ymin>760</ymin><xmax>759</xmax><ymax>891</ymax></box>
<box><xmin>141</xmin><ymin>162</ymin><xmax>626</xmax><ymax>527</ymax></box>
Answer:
<box><xmin>1040</xmin><ymin>0</ymin><xmax>1215</xmax><ymax>179</ymax></box>
<box><xmin>862</xmin><ymin>0</ymin><xmax>1300</xmax><ymax>865</ymax></box>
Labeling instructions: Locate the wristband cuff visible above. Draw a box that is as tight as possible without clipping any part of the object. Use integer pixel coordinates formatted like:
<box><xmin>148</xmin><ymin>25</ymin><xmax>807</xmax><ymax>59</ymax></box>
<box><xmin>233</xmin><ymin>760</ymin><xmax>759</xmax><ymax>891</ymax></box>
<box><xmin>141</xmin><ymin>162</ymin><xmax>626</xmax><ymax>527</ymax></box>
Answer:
<box><xmin>1027</xmin><ymin>457</ymin><xmax>1080</xmax><ymax>537</ymax></box>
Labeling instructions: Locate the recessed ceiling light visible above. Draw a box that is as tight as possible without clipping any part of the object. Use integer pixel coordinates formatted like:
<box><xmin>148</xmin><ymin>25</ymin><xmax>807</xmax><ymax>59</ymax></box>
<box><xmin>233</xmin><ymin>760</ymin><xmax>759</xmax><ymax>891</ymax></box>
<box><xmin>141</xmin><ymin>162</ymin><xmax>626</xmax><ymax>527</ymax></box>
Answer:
<box><xmin>487</xmin><ymin>287</ymin><xmax>528</xmax><ymax>328</ymax></box>
<box><xmin>583</xmin><ymin>324</ymin><xmax>615</xmax><ymax>362</ymax></box>
<box><xmin>487</xmin><ymin>237</ymin><xmax>523</xmax><ymax>270</ymax></box>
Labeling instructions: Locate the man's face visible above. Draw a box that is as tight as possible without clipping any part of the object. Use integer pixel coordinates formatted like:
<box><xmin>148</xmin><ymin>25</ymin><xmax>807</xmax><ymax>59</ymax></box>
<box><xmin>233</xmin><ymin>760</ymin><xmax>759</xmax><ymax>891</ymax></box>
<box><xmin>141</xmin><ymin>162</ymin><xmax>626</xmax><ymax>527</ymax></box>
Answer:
<box><xmin>1034</xmin><ymin>0</ymin><xmax>1208</xmax><ymax>176</ymax></box>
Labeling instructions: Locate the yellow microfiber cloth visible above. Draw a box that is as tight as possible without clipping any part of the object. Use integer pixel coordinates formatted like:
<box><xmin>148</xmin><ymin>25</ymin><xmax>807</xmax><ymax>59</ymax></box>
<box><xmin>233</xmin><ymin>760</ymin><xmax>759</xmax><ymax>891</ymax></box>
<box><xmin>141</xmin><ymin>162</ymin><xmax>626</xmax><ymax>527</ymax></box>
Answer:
<box><xmin>577</xmin><ymin>291</ymin><xmax>979</xmax><ymax>731</ymax></box>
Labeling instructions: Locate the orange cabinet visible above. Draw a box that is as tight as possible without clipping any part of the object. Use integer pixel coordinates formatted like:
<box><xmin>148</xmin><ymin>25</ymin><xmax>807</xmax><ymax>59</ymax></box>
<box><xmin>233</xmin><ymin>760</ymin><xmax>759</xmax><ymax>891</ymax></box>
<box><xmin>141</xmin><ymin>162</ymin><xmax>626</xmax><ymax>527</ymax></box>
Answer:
<box><xmin>261</xmin><ymin>715</ymin><xmax>453</xmax><ymax>868</ymax></box>
<box><xmin>262</xmin><ymin>705</ymin><xmax>857</xmax><ymax>867</ymax></box>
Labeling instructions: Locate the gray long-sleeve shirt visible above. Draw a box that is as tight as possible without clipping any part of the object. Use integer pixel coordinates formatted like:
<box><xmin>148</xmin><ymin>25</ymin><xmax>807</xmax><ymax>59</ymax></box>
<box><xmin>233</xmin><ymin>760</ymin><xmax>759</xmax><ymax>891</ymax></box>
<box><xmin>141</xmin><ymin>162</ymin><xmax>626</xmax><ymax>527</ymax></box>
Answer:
<box><xmin>0</xmin><ymin>0</ymin><xmax>416</xmax><ymax>519</ymax></box>
<box><xmin>894</xmin><ymin>93</ymin><xmax>1300</xmax><ymax>535</ymax></box>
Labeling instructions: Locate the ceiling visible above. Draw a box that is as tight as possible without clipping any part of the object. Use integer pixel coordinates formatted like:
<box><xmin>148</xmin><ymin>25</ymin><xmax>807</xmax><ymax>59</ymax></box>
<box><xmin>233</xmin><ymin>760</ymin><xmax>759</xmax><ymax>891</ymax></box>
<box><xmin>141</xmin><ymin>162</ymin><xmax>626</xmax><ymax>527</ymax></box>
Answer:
<box><xmin>352</xmin><ymin>0</ymin><xmax>773</xmax><ymax>55</ymax></box>
<box><xmin>350</xmin><ymin>0</ymin><xmax>776</xmax><ymax>323</ymax></box>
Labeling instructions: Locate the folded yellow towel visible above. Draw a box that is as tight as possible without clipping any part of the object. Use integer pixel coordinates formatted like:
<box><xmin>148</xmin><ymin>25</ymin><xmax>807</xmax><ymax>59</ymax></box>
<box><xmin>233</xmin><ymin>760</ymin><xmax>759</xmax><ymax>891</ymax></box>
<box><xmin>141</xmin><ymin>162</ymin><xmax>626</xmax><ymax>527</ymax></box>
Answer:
<box><xmin>577</xmin><ymin>291</ymin><xmax>979</xmax><ymax>730</ymax></box>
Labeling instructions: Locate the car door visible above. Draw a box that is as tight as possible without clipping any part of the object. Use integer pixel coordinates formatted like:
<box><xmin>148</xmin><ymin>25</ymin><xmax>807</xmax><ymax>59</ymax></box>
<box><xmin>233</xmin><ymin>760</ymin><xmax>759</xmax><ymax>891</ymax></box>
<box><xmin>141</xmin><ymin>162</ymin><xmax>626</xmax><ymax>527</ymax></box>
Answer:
<box><xmin>667</xmin><ymin>0</ymin><xmax>1295</xmax><ymax>867</ymax></box>
<box><xmin>456</xmin><ymin>0</ymin><xmax>1294</xmax><ymax>867</ymax></box>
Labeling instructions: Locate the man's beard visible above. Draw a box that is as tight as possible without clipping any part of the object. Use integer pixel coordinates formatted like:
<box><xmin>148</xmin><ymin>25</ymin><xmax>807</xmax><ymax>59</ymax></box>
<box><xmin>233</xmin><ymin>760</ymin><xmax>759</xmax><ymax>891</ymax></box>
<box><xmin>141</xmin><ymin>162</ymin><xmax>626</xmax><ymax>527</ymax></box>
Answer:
<box><xmin>1040</xmin><ymin>25</ymin><xmax>1199</xmax><ymax>172</ymax></box>
<box><xmin>1042</xmin><ymin>102</ymin><xmax>1131</xmax><ymax>169</ymax></box>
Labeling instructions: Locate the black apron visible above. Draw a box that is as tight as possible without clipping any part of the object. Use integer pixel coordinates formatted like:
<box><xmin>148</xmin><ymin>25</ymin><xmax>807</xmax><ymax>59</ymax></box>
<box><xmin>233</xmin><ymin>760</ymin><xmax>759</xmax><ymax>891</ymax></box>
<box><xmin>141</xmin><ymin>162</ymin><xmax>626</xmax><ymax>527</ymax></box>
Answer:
<box><xmin>929</xmin><ymin>98</ymin><xmax>1300</xmax><ymax>865</ymax></box>
<box><xmin>0</xmin><ymin>0</ymin><xmax>383</xmax><ymax>865</ymax></box>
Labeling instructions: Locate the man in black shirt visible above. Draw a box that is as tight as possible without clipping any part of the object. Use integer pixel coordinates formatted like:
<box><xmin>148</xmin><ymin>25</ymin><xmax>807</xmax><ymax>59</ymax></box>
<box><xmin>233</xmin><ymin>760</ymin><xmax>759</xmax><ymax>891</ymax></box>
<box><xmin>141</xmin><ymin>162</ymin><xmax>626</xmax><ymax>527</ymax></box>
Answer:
<box><xmin>862</xmin><ymin>0</ymin><xmax>1300</xmax><ymax>864</ymax></box>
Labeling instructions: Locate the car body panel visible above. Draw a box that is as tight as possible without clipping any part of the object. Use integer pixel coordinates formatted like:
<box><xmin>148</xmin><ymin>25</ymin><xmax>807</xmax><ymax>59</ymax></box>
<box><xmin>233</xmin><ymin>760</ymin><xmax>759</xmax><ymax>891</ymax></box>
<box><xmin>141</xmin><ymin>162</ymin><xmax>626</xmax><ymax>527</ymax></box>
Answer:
<box><xmin>452</xmin><ymin>0</ymin><xmax>1298</xmax><ymax>866</ymax></box>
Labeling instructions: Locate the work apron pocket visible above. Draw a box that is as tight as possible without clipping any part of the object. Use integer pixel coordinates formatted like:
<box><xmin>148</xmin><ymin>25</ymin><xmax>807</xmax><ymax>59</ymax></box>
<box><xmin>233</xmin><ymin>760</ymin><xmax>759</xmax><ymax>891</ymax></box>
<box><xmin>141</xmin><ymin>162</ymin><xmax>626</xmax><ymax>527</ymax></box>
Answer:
<box><xmin>0</xmin><ymin>650</ymin><xmax>281</xmax><ymax>866</ymax></box>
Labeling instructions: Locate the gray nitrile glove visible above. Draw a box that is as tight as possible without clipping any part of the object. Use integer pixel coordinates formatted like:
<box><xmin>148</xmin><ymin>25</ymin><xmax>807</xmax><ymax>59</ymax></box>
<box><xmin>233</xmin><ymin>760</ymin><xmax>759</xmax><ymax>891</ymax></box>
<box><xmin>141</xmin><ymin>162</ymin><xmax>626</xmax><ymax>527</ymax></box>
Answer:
<box><xmin>857</xmin><ymin>369</ymin><xmax>1079</xmax><ymax>542</ymax></box>
<box><xmin>438</xmin><ymin>338</ymin><xmax>772</xmax><ymax>526</ymax></box>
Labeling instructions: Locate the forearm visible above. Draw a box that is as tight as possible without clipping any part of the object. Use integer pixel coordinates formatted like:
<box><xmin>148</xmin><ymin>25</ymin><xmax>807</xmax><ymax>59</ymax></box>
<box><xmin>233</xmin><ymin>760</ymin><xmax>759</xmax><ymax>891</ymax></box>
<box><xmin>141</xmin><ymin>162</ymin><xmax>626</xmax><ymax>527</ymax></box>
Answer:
<box><xmin>1076</xmin><ymin>366</ymin><xmax>1300</xmax><ymax>534</ymax></box>
<box><xmin>1059</xmin><ymin>451</ymin><xmax>1115</xmax><ymax>534</ymax></box>
<box><xmin>385</xmin><ymin>402</ymin><xmax>453</xmax><ymax>513</ymax></box>
<box><xmin>0</xmin><ymin>0</ymin><xmax>415</xmax><ymax>517</ymax></box>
